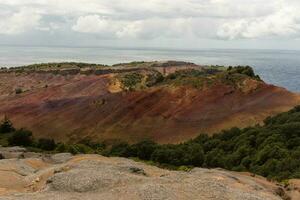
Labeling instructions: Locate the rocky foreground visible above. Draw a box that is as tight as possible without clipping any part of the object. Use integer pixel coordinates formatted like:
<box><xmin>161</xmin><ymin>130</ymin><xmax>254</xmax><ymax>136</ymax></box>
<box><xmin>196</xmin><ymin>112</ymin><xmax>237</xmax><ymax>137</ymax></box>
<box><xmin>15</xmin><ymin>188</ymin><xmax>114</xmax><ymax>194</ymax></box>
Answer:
<box><xmin>0</xmin><ymin>147</ymin><xmax>299</xmax><ymax>200</ymax></box>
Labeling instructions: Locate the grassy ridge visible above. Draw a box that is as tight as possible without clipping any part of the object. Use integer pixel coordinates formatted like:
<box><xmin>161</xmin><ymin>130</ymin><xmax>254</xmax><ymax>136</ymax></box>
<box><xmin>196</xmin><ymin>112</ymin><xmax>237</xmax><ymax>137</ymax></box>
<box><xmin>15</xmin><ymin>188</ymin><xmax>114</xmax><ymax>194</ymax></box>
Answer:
<box><xmin>117</xmin><ymin>66</ymin><xmax>261</xmax><ymax>90</ymax></box>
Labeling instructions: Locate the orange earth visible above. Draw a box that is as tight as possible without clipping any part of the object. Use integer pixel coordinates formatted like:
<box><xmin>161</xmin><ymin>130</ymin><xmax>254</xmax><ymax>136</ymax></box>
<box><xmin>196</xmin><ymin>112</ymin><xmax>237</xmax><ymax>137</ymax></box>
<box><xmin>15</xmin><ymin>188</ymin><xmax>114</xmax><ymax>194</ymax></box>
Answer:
<box><xmin>0</xmin><ymin>62</ymin><xmax>299</xmax><ymax>144</ymax></box>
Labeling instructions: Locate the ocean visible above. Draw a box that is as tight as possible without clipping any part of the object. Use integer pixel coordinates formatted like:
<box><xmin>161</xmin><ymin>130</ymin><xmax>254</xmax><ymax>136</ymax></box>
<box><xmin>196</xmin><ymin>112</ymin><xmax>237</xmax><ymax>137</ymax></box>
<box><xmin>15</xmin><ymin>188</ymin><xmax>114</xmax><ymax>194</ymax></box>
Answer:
<box><xmin>1</xmin><ymin>46</ymin><xmax>300</xmax><ymax>93</ymax></box>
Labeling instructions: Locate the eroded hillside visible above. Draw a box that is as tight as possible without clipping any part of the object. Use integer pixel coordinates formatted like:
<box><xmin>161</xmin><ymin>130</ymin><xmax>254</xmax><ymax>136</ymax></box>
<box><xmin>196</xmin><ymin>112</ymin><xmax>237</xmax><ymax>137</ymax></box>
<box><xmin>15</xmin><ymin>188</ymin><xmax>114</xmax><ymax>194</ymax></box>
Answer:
<box><xmin>0</xmin><ymin>61</ymin><xmax>299</xmax><ymax>144</ymax></box>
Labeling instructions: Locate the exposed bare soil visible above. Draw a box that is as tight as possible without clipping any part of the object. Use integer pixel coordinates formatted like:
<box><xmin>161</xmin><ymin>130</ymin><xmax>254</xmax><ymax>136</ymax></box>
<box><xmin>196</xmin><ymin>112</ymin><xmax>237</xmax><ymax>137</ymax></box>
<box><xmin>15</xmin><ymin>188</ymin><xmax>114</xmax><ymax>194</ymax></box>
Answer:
<box><xmin>0</xmin><ymin>63</ymin><xmax>299</xmax><ymax>144</ymax></box>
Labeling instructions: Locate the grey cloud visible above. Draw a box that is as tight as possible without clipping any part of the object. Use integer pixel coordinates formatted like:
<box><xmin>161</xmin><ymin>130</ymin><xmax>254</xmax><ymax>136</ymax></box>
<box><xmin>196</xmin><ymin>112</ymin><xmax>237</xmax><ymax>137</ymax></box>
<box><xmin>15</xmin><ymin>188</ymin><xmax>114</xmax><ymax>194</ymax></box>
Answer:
<box><xmin>0</xmin><ymin>0</ymin><xmax>300</xmax><ymax>49</ymax></box>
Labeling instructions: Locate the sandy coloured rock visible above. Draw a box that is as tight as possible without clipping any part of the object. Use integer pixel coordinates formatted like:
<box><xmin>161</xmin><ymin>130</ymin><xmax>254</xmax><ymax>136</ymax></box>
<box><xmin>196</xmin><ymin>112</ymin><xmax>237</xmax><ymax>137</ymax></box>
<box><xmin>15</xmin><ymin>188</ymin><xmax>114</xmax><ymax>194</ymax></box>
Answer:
<box><xmin>0</xmin><ymin>149</ymin><xmax>297</xmax><ymax>200</ymax></box>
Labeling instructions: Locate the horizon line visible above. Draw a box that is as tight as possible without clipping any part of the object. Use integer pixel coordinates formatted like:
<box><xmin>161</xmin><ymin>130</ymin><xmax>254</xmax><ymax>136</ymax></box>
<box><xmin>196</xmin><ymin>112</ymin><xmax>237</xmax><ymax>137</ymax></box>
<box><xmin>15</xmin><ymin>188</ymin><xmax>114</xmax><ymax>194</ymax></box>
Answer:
<box><xmin>1</xmin><ymin>44</ymin><xmax>300</xmax><ymax>52</ymax></box>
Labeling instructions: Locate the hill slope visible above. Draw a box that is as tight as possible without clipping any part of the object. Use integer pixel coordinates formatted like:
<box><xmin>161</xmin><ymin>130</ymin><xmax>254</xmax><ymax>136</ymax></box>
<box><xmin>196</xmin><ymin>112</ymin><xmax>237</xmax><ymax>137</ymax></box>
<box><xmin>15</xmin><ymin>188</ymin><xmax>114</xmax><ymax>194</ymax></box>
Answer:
<box><xmin>0</xmin><ymin>61</ymin><xmax>299</xmax><ymax>144</ymax></box>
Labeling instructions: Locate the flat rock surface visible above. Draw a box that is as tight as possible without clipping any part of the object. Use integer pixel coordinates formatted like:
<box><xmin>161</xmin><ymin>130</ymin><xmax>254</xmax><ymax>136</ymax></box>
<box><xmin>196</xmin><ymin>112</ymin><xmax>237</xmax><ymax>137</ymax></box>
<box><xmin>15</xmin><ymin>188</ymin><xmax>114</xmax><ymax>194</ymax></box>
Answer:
<box><xmin>0</xmin><ymin>152</ymin><xmax>296</xmax><ymax>200</ymax></box>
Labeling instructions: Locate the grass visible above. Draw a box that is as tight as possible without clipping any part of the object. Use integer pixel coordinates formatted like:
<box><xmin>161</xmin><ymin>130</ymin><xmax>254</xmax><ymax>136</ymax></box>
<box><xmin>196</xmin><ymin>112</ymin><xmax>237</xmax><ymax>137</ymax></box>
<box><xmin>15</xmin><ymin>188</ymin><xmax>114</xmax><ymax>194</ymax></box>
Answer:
<box><xmin>1</xmin><ymin>62</ymin><xmax>109</xmax><ymax>73</ymax></box>
<box><xmin>0</xmin><ymin>133</ymin><xmax>10</xmax><ymax>147</ymax></box>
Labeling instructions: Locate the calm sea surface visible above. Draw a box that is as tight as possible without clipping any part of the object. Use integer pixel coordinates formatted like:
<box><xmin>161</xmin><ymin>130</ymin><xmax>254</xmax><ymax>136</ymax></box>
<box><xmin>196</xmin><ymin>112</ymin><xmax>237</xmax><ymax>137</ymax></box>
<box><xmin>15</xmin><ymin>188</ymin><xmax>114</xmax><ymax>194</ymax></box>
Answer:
<box><xmin>1</xmin><ymin>46</ymin><xmax>300</xmax><ymax>92</ymax></box>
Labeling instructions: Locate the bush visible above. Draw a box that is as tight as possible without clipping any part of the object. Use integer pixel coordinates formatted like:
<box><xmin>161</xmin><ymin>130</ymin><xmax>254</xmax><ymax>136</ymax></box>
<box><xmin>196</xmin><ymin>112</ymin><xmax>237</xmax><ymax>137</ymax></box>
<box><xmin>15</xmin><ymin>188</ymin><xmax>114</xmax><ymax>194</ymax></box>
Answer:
<box><xmin>37</xmin><ymin>138</ymin><xmax>56</xmax><ymax>151</ymax></box>
<box><xmin>108</xmin><ymin>142</ymin><xmax>131</xmax><ymax>157</ymax></box>
<box><xmin>227</xmin><ymin>66</ymin><xmax>261</xmax><ymax>80</ymax></box>
<box><xmin>120</xmin><ymin>73</ymin><xmax>143</xmax><ymax>90</ymax></box>
<box><xmin>55</xmin><ymin>143</ymin><xmax>68</xmax><ymax>153</ymax></box>
<box><xmin>133</xmin><ymin>140</ymin><xmax>158</xmax><ymax>160</ymax></box>
<box><xmin>183</xmin><ymin>143</ymin><xmax>204</xmax><ymax>166</ymax></box>
<box><xmin>54</xmin><ymin>143</ymin><xmax>94</xmax><ymax>154</ymax></box>
<box><xmin>77</xmin><ymin>139</ymin><xmax>106</xmax><ymax>153</ymax></box>
<box><xmin>8</xmin><ymin>128</ymin><xmax>33</xmax><ymax>146</ymax></box>
<box><xmin>15</xmin><ymin>88</ymin><xmax>23</xmax><ymax>94</ymax></box>
<box><xmin>145</xmin><ymin>72</ymin><xmax>164</xmax><ymax>87</ymax></box>
<box><xmin>0</xmin><ymin>116</ymin><xmax>15</xmax><ymax>133</ymax></box>
<box><xmin>68</xmin><ymin>144</ymin><xmax>94</xmax><ymax>154</ymax></box>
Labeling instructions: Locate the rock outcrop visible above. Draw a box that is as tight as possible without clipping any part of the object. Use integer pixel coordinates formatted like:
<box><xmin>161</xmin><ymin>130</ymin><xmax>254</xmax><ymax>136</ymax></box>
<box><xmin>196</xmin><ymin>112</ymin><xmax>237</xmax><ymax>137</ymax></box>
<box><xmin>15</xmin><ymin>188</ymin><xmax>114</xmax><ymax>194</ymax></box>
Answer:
<box><xmin>0</xmin><ymin>147</ymin><xmax>298</xmax><ymax>200</ymax></box>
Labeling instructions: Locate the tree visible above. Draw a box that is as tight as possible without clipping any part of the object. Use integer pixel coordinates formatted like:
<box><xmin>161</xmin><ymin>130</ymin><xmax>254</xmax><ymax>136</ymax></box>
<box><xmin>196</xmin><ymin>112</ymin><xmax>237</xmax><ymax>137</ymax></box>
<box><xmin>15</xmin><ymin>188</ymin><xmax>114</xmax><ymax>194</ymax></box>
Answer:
<box><xmin>204</xmin><ymin>149</ymin><xmax>225</xmax><ymax>168</ymax></box>
<box><xmin>109</xmin><ymin>142</ymin><xmax>131</xmax><ymax>157</ymax></box>
<box><xmin>134</xmin><ymin>140</ymin><xmax>157</xmax><ymax>160</ymax></box>
<box><xmin>183</xmin><ymin>143</ymin><xmax>205</xmax><ymax>167</ymax></box>
<box><xmin>0</xmin><ymin>116</ymin><xmax>15</xmax><ymax>133</ymax></box>
<box><xmin>151</xmin><ymin>146</ymin><xmax>168</xmax><ymax>163</ymax></box>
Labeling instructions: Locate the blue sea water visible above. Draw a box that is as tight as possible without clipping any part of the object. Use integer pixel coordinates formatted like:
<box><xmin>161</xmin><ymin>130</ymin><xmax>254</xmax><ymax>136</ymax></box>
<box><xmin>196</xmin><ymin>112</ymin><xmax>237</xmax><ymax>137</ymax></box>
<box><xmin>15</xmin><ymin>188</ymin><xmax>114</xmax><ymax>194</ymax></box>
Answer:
<box><xmin>0</xmin><ymin>46</ymin><xmax>300</xmax><ymax>92</ymax></box>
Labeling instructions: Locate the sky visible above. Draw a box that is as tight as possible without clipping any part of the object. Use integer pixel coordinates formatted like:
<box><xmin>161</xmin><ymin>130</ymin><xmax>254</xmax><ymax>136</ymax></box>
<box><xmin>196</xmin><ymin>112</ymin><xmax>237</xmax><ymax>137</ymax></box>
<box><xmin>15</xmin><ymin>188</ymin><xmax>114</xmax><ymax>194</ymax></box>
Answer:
<box><xmin>1</xmin><ymin>0</ymin><xmax>300</xmax><ymax>49</ymax></box>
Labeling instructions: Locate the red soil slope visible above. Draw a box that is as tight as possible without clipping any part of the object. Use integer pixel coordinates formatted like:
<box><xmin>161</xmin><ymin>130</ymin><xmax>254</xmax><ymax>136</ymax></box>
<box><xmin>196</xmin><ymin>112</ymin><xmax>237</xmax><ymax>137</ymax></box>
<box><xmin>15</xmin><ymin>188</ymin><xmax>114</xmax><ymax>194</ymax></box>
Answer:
<box><xmin>0</xmin><ymin>70</ymin><xmax>299</xmax><ymax>144</ymax></box>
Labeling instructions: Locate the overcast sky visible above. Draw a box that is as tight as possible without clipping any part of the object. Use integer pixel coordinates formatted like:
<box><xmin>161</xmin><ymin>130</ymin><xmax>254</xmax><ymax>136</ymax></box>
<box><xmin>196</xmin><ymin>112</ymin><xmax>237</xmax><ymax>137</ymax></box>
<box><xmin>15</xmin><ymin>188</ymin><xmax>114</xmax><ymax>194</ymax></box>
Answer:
<box><xmin>1</xmin><ymin>0</ymin><xmax>300</xmax><ymax>49</ymax></box>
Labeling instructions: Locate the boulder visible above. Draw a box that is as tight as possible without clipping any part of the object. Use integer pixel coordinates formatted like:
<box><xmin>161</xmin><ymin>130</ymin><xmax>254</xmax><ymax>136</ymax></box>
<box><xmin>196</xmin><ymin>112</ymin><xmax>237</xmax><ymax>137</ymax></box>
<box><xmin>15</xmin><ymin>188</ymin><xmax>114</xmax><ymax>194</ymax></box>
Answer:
<box><xmin>50</xmin><ymin>153</ymin><xmax>73</xmax><ymax>164</ymax></box>
<box><xmin>0</xmin><ymin>146</ymin><xmax>27</xmax><ymax>159</ymax></box>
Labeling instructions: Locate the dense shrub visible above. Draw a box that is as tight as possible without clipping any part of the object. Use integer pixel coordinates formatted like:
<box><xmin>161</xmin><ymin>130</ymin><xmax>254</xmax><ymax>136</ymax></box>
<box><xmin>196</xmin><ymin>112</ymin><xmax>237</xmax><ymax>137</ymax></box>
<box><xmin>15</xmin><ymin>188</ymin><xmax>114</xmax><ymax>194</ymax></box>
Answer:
<box><xmin>120</xmin><ymin>73</ymin><xmax>143</xmax><ymax>90</ymax></box>
<box><xmin>77</xmin><ymin>139</ymin><xmax>106</xmax><ymax>153</ymax></box>
<box><xmin>55</xmin><ymin>143</ymin><xmax>68</xmax><ymax>153</ymax></box>
<box><xmin>0</xmin><ymin>116</ymin><xmax>15</xmax><ymax>133</ymax></box>
<box><xmin>107</xmin><ymin>106</ymin><xmax>300</xmax><ymax>181</ymax></box>
<box><xmin>67</xmin><ymin>144</ymin><xmax>94</xmax><ymax>154</ymax></box>
<box><xmin>227</xmin><ymin>66</ymin><xmax>261</xmax><ymax>80</ymax></box>
<box><xmin>166</xmin><ymin>69</ymin><xmax>204</xmax><ymax>80</ymax></box>
<box><xmin>151</xmin><ymin>143</ymin><xmax>204</xmax><ymax>167</ymax></box>
<box><xmin>132</xmin><ymin>140</ymin><xmax>158</xmax><ymax>160</ymax></box>
<box><xmin>145</xmin><ymin>72</ymin><xmax>164</xmax><ymax>87</ymax></box>
<box><xmin>107</xmin><ymin>142</ymin><xmax>131</xmax><ymax>157</ymax></box>
<box><xmin>37</xmin><ymin>138</ymin><xmax>56</xmax><ymax>151</ymax></box>
<box><xmin>54</xmin><ymin>143</ymin><xmax>94</xmax><ymax>154</ymax></box>
<box><xmin>8</xmin><ymin>128</ymin><xmax>33</xmax><ymax>146</ymax></box>
<box><xmin>15</xmin><ymin>88</ymin><xmax>23</xmax><ymax>94</ymax></box>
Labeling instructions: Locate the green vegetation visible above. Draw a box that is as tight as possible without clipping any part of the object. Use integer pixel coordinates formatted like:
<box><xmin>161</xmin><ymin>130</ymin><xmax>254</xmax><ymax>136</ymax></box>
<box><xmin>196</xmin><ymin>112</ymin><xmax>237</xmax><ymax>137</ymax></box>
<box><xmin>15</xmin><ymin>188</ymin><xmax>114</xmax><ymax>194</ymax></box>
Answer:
<box><xmin>15</xmin><ymin>62</ymin><xmax>107</xmax><ymax>71</ymax></box>
<box><xmin>0</xmin><ymin>62</ymin><xmax>109</xmax><ymax>75</ymax></box>
<box><xmin>15</xmin><ymin>88</ymin><xmax>23</xmax><ymax>94</ymax></box>
<box><xmin>227</xmin><ymin>66</ymin><xmax>261</xmax><ymax>80</ymax></box>
<box><xmin>55</xmin><ymin>143</ymin><xmax>94</xmax><ymax>154</ymax></box>
<box><xmin>0</xmin><ymin>117</ymin><xmax>107</xmax><ymax>154</ymax></box>
<box><xmin>106</xmin><ymin>106</ymin><xmax>300</xmax><ymax>181</ymax></box>
<box><xmin>117</xmin><ymin>66</ymin><xmax>259</xmax><ymax>91</ymax></box>
<box><xmin>113</xmin><ymin>61</ymin><xmax>146</xmax><ymax>67</ymax></box>
<box><xmin>145</xmin><ymin>71</ymin><xmax>164</xmax><ymax>87</ymax></box>
<box><xmin>8</xmin><ymin>128</ymin><xmax>33</xmax><ymax>146</ymax></box>
<box><xmin>163</xmin><ymin>69</ymin><xmax>211</xmax><ymax>89</ymax></box>
<box><xmin>0</xmin><ymin>116</ymin><xmax>15</xmax><ymax>133</ymax></box>
<box><xmin>145</xmin><ymin>66</ymin><xmax>261</xmax><ymax>89</ymax></box>
<box><xmin>37</xmin><ymin>138</ymin><xmax>56</xmax><ymax>151</ymax></box>
<box><xmin>119</xmin><ymin>72</ymin><xmax>144</xmax><ymax>90</ymax></box>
